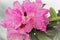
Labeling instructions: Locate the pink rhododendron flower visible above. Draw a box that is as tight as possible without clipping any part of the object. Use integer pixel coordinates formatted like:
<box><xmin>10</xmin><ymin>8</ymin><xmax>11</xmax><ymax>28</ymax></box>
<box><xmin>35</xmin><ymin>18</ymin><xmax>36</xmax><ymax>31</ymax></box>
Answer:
<box><xmin>2</xmin><ymin>1</ymin><xmax>34</xmax><ymax>33</ymax></box>
<box><xmin>2</xmin><ymin>0</ymin><xmax>49</xmax><ymax>32</ymax></box>
<box><xmin>2</xmin><ymin>0</ymin><xmax>49</xmax><ymax>40</ymax></box>
<box><xmin>8</xmin><ymin>29</ymin><xmax>30</xmax><ymax>40</ymax></box>
<box><xmin>22</xmin><ymin>0</ymin><xmax>49</xmax><ymax>32</ymax></box>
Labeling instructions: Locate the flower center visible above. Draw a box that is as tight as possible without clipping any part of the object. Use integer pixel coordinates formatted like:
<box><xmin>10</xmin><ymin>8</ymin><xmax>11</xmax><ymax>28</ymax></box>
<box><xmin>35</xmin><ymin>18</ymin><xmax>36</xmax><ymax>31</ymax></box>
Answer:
<box><xmin>20</xmin><ymin>12</ymin><xmax>28</xmax><ymax>28</ymax></box>
<box><xmin>20</xmin><ymin>24</ymin><xmax>26</xmax><ymax>28</ymax></box>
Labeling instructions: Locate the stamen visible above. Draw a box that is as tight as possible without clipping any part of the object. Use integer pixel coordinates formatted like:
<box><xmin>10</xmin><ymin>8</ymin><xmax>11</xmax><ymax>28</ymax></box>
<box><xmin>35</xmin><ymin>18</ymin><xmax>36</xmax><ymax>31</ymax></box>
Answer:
<box><xmin>24</xmin><ymin>12</ymin><xmax>27</xmax><ymax>16</ymax></box>
<box><xmin>24</xmin><ymin>12</ymin><xmax>28</xmax><ymax>20</ymax></box>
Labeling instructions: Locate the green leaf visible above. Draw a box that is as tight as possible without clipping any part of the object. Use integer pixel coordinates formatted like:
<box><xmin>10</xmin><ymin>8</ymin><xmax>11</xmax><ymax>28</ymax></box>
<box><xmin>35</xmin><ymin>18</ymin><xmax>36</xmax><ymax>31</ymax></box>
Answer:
<box><xmin>49</xmin><ymin>17</ymin><xmax>60</xmax><ymax>21</ymax></box>
<box><xmin>35</xmin><ymin>31</ymin><xmax>51</xmax><ymax>40</ymax></box>
<box><xmin>47</xmin><ymin>30</ymin><xmax>57</xmax><ymax>39</ymax></box>
<box><xmin>49</xmin><ymin>7</ymin><xmax>58</xmax><ymax>21</ymax></box>
<box><xmin>47</xmin><ymin>21</ymin><xmax>57</xmax><ymax>28</ymax></box>
<box><xmin>53</xmin><ymin>21</ymin><xmax>60</xmax><ymax>30</ymax></box>
<box><xmin>53</xmin><ymin>30</ymin><xmax>60</xmax><ymax>40</ymax></box>
<box><xmin>47</xmin><ymin>20</ymin><xmax>60</xmax><ymax>30</ymax></box>
<box><xmin>30</xmin><ymin>30</ymin><xmax>39</xmax><ymax>40</ymax></box>
<box><xmin>50</xmin><ymin>7</ymin><xmax>57</xmax><ymax>18</ymax></box>
<box><xmin>29</xmin><ymin>29</ymin><xmax>51</xmax><ymax>40</ymax></box>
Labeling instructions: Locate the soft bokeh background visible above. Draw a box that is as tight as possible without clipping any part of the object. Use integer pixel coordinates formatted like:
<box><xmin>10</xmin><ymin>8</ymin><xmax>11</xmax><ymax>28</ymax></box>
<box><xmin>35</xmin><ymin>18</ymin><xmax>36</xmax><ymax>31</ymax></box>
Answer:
<box><xmin>0</xmin><ymin>0</ymin><xmax>60</xmax><ymax>40</ymax></box>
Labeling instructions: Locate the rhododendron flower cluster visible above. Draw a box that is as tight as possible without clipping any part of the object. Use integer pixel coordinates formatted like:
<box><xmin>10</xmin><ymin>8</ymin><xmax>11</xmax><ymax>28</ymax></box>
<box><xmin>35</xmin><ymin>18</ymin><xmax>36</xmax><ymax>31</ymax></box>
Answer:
<box><xmin>2</xmin><ymin>0</ymin><xmax>49</xmax><ymax>40</ymax></box>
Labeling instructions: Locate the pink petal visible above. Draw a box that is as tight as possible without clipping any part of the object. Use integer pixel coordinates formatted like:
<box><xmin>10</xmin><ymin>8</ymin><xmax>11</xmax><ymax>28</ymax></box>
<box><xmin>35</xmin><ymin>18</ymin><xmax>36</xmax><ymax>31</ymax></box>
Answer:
<box><xmin>22</xmin><ymin>0</ymin><xmax>36</xmax><ymax>13</ymax></box>
<box><xmin>36</xmin><ymin>0</ymin><xmax>43</xmax><ymax>8</ymax></box>
<box><xmin>19</xmin><ymin>18</ymin><xmax>34</xmax><ymax>33</ymax></box>
<box><xmin>8</xmin><ymin>29</ymin><xmax>30</xmax><ymax>40</ymax></box>
<box><xmin>33</xmin><ymin>9</ymin><xmax>49</xmax><ymax>32</ymax></box>
<box><xmin>13</xmin><ymin>1</ymin><xmax>24</xmax><ymax>15</ymax></box>
<box><xmin>36</xmin><ymin>9</ymin><xmax>49</xmax><ymax>17</ymax></box>
<box><xmin>23</xmin><ymin>19</ymin><xmax>33</xmax><ymax>33</ymax></box>
<box><xmin>5</xmin><ymin>7</ymin><xmax>23</xmax><ymax>18</ymax></box>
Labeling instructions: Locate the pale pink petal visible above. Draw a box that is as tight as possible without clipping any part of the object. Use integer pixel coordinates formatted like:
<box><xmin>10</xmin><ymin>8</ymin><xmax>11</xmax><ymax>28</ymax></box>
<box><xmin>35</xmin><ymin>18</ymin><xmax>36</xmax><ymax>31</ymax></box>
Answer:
<box><xmin>8</xmin><ymin>29</ymin><xmax>30</xmax><ymax>40</ymax></box>
<box><xmin>5</xmin><ymin>7</ymin><xmax>23</xmax><ymax>18</ymax></box>
<box><xmin>36</xmin><ymin>0</ymin><xmax>43</xmax><ymax>8</ymax></box>
<box><xmin>2</xmin><ymin>8</ymin><xmax>23</xmax><ymax>29</ymax></box>
<box><xmin>22</xmin><ymin>0</ymin><xmax>36</xmax><ymax>13</ymax></box>
<box><xmin>13</xmin><ymin>1</ymin><xmax>24</xmax><ymax>15</ymax></box>
<box><xmin>36</xmin><ymin>9</ymin><xmax>49</xmax><ymax>17</ymax></box>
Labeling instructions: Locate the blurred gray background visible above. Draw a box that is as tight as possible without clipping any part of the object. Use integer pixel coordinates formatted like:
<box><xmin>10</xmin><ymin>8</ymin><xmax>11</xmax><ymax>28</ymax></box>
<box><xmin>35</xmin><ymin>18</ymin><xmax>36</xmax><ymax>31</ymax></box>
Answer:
<box><xmin>0</xmin><ymin>0</ymin><xmax>60</xmax><ymax>40</ymax></box>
